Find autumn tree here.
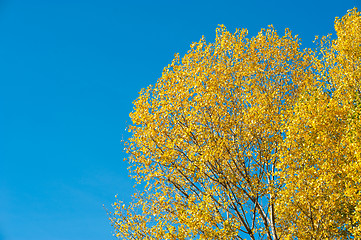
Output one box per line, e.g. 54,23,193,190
276,8,361,239
110,8,360,240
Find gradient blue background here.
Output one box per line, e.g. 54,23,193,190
0,1,359,240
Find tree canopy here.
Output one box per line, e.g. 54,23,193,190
110,8,361,240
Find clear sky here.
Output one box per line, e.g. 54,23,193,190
0,1,359,240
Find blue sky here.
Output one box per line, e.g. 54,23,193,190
0,1,359,240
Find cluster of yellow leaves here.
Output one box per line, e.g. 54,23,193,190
110,8,360,240
276,8,361,239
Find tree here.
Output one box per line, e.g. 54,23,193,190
276,8,361,239
109,8,360,240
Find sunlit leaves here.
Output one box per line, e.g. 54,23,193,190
110,8,361,240
276,8,361,240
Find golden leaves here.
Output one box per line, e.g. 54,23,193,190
276,7,361,240
110,8,361,240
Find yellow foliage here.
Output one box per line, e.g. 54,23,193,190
110,8,361,240
276,8,361,240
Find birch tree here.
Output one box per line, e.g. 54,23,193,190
110,8,360,240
